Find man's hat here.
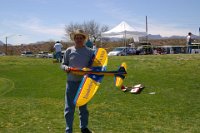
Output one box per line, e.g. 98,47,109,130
70,29,88,41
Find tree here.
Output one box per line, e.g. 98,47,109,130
65,20,109,43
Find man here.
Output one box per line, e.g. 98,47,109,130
186,32,193,54
61,29,94,133
54,41,63,62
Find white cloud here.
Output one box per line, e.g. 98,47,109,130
95,1,193,37
95,1,146,29
18,17,65,36
0,17,66,45
147,20,190,37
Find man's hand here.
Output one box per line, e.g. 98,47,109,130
65,66,71,73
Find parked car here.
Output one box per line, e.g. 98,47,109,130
47,53,53,58
136,46,153,55
0,51,5,56
108,47,136,56
127,47,136,55
21,51,35,57
36,51,49,58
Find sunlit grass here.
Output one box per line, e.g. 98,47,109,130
0,54,200,133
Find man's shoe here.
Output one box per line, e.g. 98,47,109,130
81,128,92,133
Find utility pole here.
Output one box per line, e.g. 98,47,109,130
199,27,200,37
5,35,22,55
146,16,148,44
5,36,8,55
199,27,200,50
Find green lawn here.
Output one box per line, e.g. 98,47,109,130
0,54,200,133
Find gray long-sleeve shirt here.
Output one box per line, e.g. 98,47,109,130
61,46,94,81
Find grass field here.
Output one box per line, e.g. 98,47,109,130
0,54,200,133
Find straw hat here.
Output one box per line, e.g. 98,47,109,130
70,29,88,41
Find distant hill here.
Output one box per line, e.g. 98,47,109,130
148,34,200,40
147,34,162,39
104,34,199,41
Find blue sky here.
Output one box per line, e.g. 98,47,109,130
0,0,199,45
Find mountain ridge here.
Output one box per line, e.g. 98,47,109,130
0,34,199,46
147,34,200,39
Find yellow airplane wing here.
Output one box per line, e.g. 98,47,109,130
74,48,108,106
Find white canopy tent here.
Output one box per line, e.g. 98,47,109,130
101,21,146,44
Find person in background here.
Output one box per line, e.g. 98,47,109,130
61,29,94,133
186,32,193,54
85,39,93,48
54,41,63,62
92,42,97,50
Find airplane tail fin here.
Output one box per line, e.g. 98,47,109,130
114,62,127,88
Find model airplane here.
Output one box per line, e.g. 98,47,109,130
66,48,127,106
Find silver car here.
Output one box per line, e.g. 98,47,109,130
108,47,136,56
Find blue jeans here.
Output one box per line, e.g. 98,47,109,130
64,81,89,133
187,46,192,54
56,51,62,62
